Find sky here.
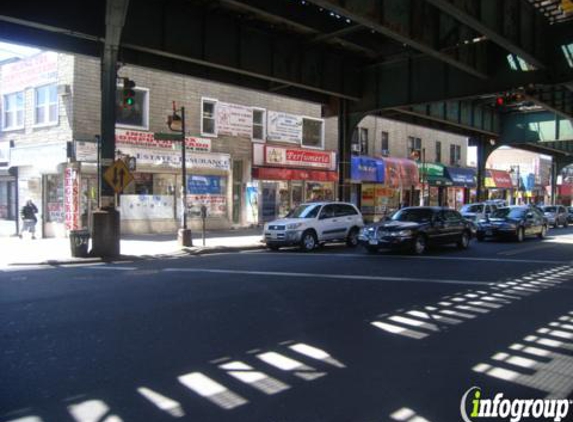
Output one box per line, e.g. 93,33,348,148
0,41,40,61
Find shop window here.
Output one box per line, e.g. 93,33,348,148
45,174,64,223
187,175,228,218
407,136,422,160
435,141,442,163
116,87,149,129
252,108,265,141
2,92,24,130
201,98,217,136
302,117,324,149
450,144,461,166
34,84,58,126
381,131,389,156
123,173,154,195
306,181,333,202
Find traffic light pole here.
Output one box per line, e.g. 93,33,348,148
178,106,192,247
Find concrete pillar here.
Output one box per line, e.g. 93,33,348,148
476,138,487,202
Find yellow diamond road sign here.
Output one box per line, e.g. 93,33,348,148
104,159,134,193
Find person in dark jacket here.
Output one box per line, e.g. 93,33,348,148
19,199,38,239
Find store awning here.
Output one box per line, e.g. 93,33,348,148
426,175,454,187
351,156,384,183
445,167,476,188
382,157,419,188
487,169,513,189
253,167,338,182
418,163,452,187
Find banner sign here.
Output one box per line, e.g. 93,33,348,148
64,167,80,230
0,52,58,93
263,145,336,170
216,102,253,138
267,111,303,143
351,156,385,182
116,130,211,152
118,147,230,171
187,175,224,195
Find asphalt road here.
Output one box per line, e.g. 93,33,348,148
1,228,573,422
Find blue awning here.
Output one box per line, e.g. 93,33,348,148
445,167,476,188
351,156,385,183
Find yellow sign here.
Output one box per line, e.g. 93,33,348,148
103,159,134,193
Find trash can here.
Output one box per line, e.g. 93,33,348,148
69,229,90,257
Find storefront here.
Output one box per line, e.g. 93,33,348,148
252,143,337,222
418,163,452,206
444,167,476,210
485,169,513,203
74,130,232,234
0,141,16,235
351,155,418,222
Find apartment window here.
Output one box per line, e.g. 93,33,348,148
450,144,461,165
201,98,217,136
381,131,389,155
435,141,442,163
359,128,368,155
302,117,324,149
252,108,265,141
34,84,58,126
115,87,149,129
407,136,422,159
2,92,24,130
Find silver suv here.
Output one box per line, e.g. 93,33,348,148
540,205,569,228
263,202,364,252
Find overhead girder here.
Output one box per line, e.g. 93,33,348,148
304,0,492,79
501,111,573,143
425,0,548,69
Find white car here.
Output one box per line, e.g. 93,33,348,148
263,202,364,252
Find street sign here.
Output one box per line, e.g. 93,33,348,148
103,159,134,193
154,132,182,141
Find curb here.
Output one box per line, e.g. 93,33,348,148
4,243,264,268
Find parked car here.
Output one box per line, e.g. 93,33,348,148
486,199,508,208
540,205,569,228
263,202,363,252
460,202,497,225
358,207,472,255
568,207,573,223
476,205,548,242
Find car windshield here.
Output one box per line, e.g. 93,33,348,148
542,206,557,213
491,207,526,219
461,204,483,213
391,208,434,223
286,204,322,219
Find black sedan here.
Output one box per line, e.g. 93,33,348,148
358,207,473,255
475,205,548,242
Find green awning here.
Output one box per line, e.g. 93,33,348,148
418,162,446,177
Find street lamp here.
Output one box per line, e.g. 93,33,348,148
167,102,192,246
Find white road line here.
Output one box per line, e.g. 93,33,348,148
163,268,491,286
254,252,572,265
86,266,138,271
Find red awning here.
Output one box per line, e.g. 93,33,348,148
559,183,573,197
487,169,513,189
380,157,419,188
253,167,338,182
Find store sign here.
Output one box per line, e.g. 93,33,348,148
64,167,80,230
118,146,230,171
351,156,384,182
418,163,445,177
116,130,212,152
10,143,67,172
267,111,303,143
187,175,224,195
264,145,336,170
75,141,98,162
216,102,253,138
187,194,227,217
0,52,58,93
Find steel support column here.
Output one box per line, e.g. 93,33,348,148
337,100,363,202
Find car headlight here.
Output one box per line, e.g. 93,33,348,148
396,229,413,237
286,222,303,230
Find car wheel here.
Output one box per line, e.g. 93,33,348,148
476,233,485,242
300,230,317,252
457,231,470,249
538,225,547,239
412,234,427,255
346,227,359,248
268,245,280,251
516,227,525,242
563,220,568,228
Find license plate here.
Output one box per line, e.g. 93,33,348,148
369,239,378,245
486,230,492,236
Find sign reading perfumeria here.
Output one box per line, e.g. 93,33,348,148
461,387,570,422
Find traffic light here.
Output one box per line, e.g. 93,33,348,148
494,91,524,109
122,78,136,107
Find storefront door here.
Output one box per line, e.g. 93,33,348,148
232,161,243,224
262,182,278,222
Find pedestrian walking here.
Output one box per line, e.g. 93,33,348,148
20,199,38,239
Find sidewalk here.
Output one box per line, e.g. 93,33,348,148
0,227,264,267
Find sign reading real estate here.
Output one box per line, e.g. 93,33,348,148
216,102,253,138
1,52,59,93
267,111,303,143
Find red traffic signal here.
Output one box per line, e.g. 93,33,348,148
495,96,505,106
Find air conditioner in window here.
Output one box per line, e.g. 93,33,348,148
381,149,390,156
351,144,361,153
57,84,71,96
